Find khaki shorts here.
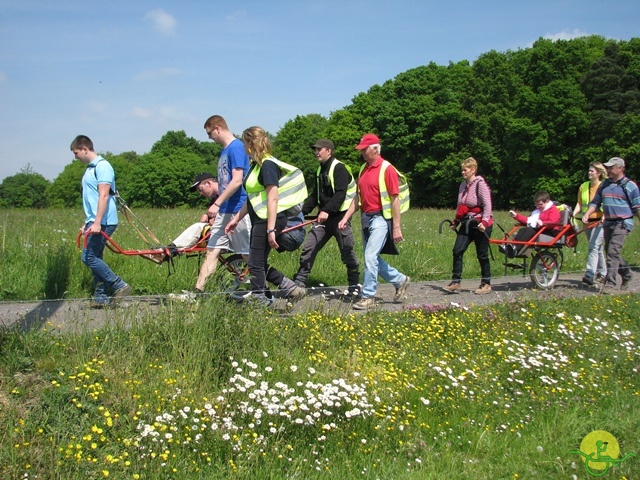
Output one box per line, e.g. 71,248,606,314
206,213,251,254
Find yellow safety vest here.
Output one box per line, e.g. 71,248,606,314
359,160,410,219
245,156,308,220
317,159,357,212
579,180,603,220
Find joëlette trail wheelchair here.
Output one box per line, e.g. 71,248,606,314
441,206,597,289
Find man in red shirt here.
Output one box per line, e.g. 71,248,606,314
339,134,410,310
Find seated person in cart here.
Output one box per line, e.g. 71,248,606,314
505,191,560,257
142,174,220,264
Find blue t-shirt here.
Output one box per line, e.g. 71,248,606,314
82,156,118,225
218,138,250,214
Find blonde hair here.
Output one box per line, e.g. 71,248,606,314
241,126,272,163
461,157,478,171
589,161,606,180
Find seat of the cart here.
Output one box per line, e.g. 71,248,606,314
489,205,579,289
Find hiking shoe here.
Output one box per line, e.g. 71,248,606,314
286,286,306,301
352,297,376,310
244,292,275,308
279,277,306,300
595,274,606,284
394,276,410,302
112,284,131,303
474,283,492,295
443,282,461,294
621,277,632,291
581,276,595,286
88,299,112,309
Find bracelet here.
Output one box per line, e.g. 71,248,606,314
213,203,220,208
266,229,276,234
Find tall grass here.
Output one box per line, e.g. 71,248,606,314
1,291,639,479
1,208,639,301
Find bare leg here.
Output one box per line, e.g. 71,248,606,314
195,248,222,291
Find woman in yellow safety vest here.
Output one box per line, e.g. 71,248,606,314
225,126,307,306
572,161,607,286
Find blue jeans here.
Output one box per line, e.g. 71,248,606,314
584,223,606,280
82,223,126,303
361,214,406,298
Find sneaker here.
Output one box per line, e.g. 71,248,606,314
246,293,275,308
443,282,461,294
112,284,131,303
352,297,376,310
168,289,203,303
88,299,112,309
474,283,492,295
347,285,361,296
581,276,595,286
621,277,632,291
394,276,410,302
595,274,606,284
279,278,306,300
286,286,306,301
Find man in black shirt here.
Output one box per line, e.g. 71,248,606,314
293,139,360,293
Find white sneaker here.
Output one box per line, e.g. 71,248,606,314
168,290,198,303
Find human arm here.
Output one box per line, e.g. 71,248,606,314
207,167,244,218
477,179,492,233
225,202,248,234
265,184,279,249
510,210,529,225
87,183,111,234
390,193,403,242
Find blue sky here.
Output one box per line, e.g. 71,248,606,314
0,0,638,182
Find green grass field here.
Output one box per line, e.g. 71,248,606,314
2,207,639,301
1,208,639,479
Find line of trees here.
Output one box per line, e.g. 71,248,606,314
2,35,639,210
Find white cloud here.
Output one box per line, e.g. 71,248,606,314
145,8,177,35
544,29,589,42
131,107,152,118
133,67,180,82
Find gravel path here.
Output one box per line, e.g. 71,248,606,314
2,270,637,335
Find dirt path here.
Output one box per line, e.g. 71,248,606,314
2,271,637,335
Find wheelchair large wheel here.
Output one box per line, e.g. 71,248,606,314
529,251,559,289
218,253,251,293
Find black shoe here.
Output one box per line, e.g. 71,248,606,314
581,276,594,286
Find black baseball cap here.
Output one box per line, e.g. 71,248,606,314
189,172,216,191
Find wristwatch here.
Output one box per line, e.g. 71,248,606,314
266,229,276,234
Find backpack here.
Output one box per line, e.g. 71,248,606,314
276,210,306,253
